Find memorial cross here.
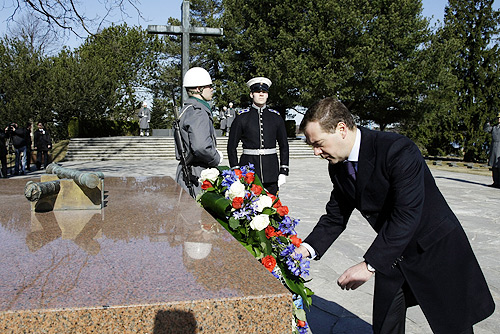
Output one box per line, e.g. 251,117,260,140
147,0,223,105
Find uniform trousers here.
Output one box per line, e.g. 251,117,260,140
262,182,278,196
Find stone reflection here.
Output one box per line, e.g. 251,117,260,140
28,210,103,255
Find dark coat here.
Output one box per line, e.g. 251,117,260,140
0,131,6,156
34,129,52,151
227,105,289,183
304,127,494,334
12,128,27,149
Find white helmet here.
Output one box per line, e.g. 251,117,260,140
183,67,212,87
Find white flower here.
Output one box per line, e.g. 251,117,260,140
250,214,270,231
226,180,246,200
199,168,220,183
254,195,273,212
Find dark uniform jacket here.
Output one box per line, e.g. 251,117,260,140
175,97,220,196
227,105,289,183
304,127,494,334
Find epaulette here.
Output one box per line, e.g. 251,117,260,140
237,108,250,115
268,109,280,116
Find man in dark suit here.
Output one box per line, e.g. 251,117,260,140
295,97,494,334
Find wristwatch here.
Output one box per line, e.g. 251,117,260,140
365,262,376,273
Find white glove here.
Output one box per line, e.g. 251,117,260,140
278,174,286,187
217,149,224,165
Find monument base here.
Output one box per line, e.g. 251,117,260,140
0,177,292,333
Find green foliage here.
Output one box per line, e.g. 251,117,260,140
403,0,500,161
68,119,139,138
68,117,80,138
285,120,297,138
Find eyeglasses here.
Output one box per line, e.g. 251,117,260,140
202,85,213,90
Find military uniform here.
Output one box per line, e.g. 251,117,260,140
484,116,500,187
227,104,289,194
175,97,221,196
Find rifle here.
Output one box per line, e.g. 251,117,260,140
173,106,196,197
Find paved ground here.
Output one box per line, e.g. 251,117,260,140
8,157,499,333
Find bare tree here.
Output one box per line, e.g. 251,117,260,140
6,12,60,54
3,0,144,38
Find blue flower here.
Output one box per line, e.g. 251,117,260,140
280,244,295,257
240,163,255,175
299,259,311,277
221,169,239,188
279,216,298,235
293,296,303,310
297,323,309,334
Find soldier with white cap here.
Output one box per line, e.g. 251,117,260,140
175,67,223,196
227,76,289,195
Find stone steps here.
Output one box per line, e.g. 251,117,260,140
64,136,313,161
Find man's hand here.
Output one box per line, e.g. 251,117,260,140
337,262,374,291
293,245,311,259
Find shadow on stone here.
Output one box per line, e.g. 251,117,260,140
306,295,372,334
434,176,488,187
153,310,197,334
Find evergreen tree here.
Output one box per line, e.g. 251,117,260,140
442,0,500,161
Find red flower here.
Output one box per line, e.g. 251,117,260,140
273,199,282,208
261,255,277,272
244,172,255,184
201,180,213,190
297,320,306,327
290,234,302,247
251,184,263,196
277,205,289,216
232,197,244,209
265,225,277,239
234,169,242,179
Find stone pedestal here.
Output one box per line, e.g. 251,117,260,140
0,177,291,333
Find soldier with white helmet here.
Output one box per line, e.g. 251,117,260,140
174,67,223,196
227,76,289,195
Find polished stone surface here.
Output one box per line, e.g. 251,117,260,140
0,177,291,333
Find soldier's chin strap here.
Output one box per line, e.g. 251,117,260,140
198,87,211,102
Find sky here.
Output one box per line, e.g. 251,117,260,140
1,0,495,50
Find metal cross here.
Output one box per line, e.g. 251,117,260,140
147,0,223,105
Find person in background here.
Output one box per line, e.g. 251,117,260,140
295,97,495,334
483,112,500,188
138,101,151,136
225,102,236,135
25,123,32,172
175,67,223,197
0,126,7,178
34,122,52,170
227,76,289,195
10,123,27,175
219,106,227,136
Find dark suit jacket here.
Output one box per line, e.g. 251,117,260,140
304,127,494,334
